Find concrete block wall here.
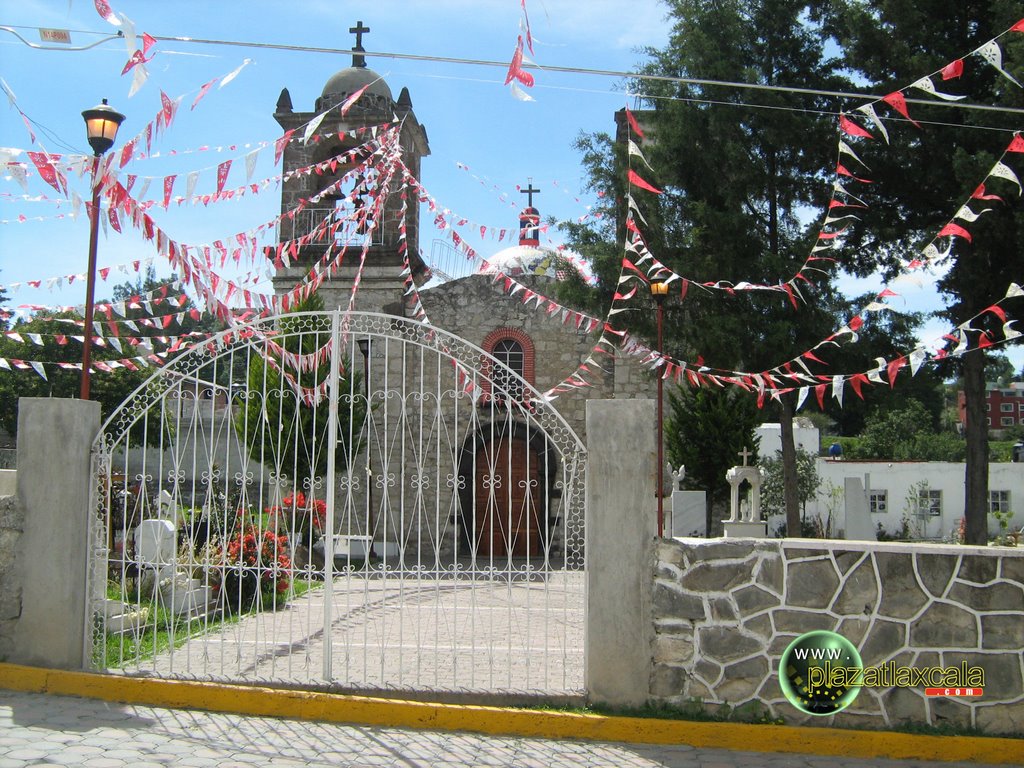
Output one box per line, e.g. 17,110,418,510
0,476,22,661
651,537,1024,735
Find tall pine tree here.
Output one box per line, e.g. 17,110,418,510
818,1,1024,543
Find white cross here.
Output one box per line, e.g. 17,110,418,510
738,447,751,466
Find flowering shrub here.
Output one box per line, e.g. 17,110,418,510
267,491,326,539
222,524,291,610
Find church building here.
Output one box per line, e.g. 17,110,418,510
267,27,656,560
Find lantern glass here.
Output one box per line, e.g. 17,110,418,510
82,99,125,156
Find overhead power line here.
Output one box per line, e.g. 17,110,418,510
4,23,1024,118
146,33,1024,118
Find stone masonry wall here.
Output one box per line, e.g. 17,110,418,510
0,491,23,661
651,537,1024,735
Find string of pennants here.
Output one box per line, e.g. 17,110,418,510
392,16,1024,405
4,10,1024,408
583,18,1024,409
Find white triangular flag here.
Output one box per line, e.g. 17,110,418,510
976,41,1022,87
303,111,328,145
909,348,927,376
219,59,252,89
990,162,1022,195
857,103,889,144
796,386,809,411
911,75,965,100
509,82,534,102
832,375,844,405
627,139,655,171
244,149,259,182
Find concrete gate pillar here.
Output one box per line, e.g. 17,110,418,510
11,398,100,669
585,399,656,707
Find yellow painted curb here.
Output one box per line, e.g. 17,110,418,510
1,663,1021,765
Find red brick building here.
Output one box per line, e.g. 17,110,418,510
958,382,1024,436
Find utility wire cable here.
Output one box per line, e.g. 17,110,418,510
4,23,1023,117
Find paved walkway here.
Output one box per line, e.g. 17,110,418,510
0,690,1012,768
125,569,584,694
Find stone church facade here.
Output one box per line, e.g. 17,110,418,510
268,46,655,560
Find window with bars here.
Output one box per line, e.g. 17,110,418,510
492,339,525,400
989,490,1011,515
869,490,888,514
917,489,942,517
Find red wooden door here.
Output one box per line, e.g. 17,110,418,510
474,437,542,557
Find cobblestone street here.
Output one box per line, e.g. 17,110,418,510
1,690,1016,768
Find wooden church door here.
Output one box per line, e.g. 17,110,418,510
474,437,542,557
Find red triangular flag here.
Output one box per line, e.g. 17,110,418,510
941,59,964,81
938,222,972,242
839,114,873,139
881,91,920,128
625,108,645,139
627,169,662,194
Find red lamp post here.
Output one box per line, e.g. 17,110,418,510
650,280,670,537
80,99,125,400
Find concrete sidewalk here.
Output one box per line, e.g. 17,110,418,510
0,690,1017,768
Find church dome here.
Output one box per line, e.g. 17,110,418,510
317,67,393,111
478,244,582,281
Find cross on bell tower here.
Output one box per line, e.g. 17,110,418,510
520,181,540,207
271,22,431,315
350,20,370,68
518,178,541,247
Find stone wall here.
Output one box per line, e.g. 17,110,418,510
0,483,22,661
419,273,657,441
651,537,1024,735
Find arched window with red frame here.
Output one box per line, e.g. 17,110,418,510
481,328,535,403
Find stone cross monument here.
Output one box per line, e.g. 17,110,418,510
723,447,768,538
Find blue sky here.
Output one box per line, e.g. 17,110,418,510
0,0,669,311
1,1,1021,376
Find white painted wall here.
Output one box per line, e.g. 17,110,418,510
769,459,1024,541
756,421,820,457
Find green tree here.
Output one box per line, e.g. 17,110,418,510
0,311,151,437
235,294,365,485
761,448,821,519
817,296,946,435
817,2,1024,545
563,0,863,537
666,384,762,535
848,399,966,461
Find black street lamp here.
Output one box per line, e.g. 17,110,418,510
650,280,670,537
80,98,125,400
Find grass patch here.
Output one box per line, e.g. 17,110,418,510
97,577,322,670
528,699,1019,738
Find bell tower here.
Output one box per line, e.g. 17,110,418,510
271,21,430,313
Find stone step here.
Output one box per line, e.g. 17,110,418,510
0,468,16,496
102,599,149,635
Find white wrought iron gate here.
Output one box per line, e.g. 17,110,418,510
88,311,586,695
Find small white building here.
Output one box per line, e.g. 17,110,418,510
756,423,1024,541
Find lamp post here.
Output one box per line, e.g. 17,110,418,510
650,280,670,537
80,98,125,400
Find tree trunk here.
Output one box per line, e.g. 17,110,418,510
963,351,989,545
779,394,801,538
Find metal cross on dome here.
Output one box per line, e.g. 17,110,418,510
350,20,370,68
520,180,541,208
